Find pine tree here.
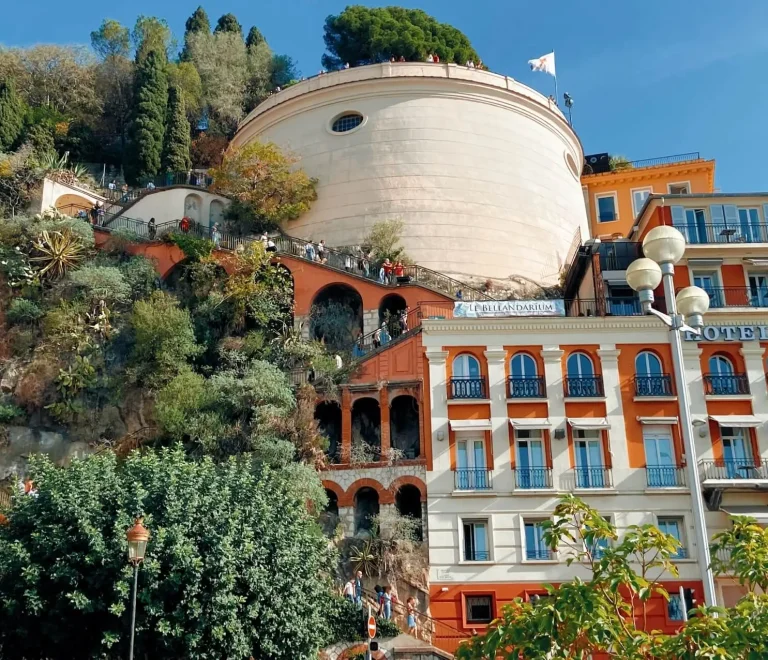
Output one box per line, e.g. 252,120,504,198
245,26,265,50
214,13,242,36
181,6,210,61
0,79,25,151
130,49,168,182
162,86,191,173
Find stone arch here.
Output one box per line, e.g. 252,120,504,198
54,193,96,214
310,282,364,352
354,487,380,535
346,477,392,505
315,401,342,463
390,395,420,459
351,397,381,461
379,293,407,332
322,479,347,504
320,484,341,535
209,199,225,226
184,193,204,226
390,476,427,502
395,484,423,541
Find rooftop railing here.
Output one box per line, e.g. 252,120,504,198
699,459,768,481
678,223,768,245
627,152,701,169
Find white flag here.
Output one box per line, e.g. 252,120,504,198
528,52,556,77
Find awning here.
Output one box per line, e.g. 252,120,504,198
709,415,762,428
450,419,492,431
567,418,610,431
720,505,768,523
509,418,552,429
637,416,678,425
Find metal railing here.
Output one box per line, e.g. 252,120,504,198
703,373,750,395
101,171,212,205
513,467,553,489
526,547,553,561
564,375,604,397
634,374,674,397
463,549,491,561
352,307,423,358
508,376,546,398
450,377,487,399
646,466,687,488
565,297,660,317
694,287,768,308
699,458,768,481
454,469,493,491
599,242,641,271
677,223,768,245
574,466,613,489
628,152,701,169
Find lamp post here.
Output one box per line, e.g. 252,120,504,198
626,225,716,607
126,518,150,660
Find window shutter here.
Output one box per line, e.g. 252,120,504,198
710,205,725,229
670,206,686,229
762,205,768,227
723,204,739,228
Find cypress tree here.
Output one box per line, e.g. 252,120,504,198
0,79,25,151
181,6,210,61
130,49,168,182
162,86,191,173
245,26,265,50
214,13,242,36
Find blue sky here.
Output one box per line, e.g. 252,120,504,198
2,0,767,191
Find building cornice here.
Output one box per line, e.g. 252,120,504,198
422,316,662,334
581,160,714,187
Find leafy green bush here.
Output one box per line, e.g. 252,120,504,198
375,616,401,638
166,232,214,261
68,265,131,305
5,298,43,325
0,401,23,422
118,256,158,300
10,328,36,356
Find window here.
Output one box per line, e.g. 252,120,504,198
509,353,543,397
331,113,363,133
456,438,489,490
671,207,707,243
453,354,481,379
748,274,768,307
587,516,611,558
574,429,606,488
692,271,722,307
635,351,662,376
709,355,734,376
567,352,594,378
524,519,551,560
510,353,537,378
631,188,652,217
644,426,679,487
668,183,690,195
516,429,549,489
463,520,490,561
668,593,684,621
635,351,670,396
657,517,687,558
596,194,617,222
738,208,762,242
452,354,484,398
566,352,601,397
465,595,493,624
720,427,754,479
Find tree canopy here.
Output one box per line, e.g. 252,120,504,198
0,79,25,151
161,85,191,172
321,5,480,69
129,48,167,181
214,13,243,36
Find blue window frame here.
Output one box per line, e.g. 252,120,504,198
524,520,551,560
597,195,617,222
657,517,687,558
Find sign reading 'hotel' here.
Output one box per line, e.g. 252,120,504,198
454,300,566,318
684,325,768,342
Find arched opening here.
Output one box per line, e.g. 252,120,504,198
354,487,380,535
395,484,423,541
209,199,225,228
315,401,342,463
390,395,420,459
184,193,204,227
379,293,407,338
320,488,339,536
309,283,363,353
55,193,97,216
351,398,381,462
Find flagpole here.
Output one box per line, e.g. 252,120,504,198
553,49,558,104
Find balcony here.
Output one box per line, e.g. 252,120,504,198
565,297,659,317
696,287,768,309
703,373,750,396
526,547,553,561
564,376,604,398
513,467,553,490
574,466,613,489
508,376,546,398
699,459,768,482
450,377,487,399
679,223,768,245
464,548,491,561
598,242,641,271
454,468,493,491
634,374,674,397
646,466,687,488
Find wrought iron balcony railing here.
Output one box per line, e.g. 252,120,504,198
526,547,553,561
634,374,674,397
463,549,491,561
678,223,768,245
703,373,750,395
450,377,487,399
699,459,768,481
454,469,493,491
574,466,613,489
508,376,546,398
513,467,553,489
646,466,686,488
564,376,604,398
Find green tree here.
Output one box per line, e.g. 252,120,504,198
0,447,332,660
90,19,131,60
270,53,299,88
0,144,43,217
132,16,175,64
180,6,211,61
129,49,167,182
363,218,409,263
246,26,265,50
321,6,480,69
0,79,25,150
166,61,202,119
214,13,243,36
161,85,191,173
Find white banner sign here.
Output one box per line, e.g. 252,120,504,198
684,325,768,342
454,300,565,318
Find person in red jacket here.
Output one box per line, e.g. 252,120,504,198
382,258,393,284
394,261,405,281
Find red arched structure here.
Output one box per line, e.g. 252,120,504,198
390,475,427,502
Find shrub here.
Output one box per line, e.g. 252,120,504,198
166,232,214,261
118,256,158,300
10,328,36,356
0,401,23,422
68,265,131,305
5,298,43,325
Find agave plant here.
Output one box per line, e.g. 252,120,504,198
39,151,90,184
29,229,87,281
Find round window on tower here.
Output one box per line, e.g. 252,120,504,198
564,151,580,181
330,112,365,134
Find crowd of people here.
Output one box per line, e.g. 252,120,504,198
342,571,419,636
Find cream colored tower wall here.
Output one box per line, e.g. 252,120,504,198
232,63,587,284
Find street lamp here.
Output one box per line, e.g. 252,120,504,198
626,225,716,608
126,518,150,660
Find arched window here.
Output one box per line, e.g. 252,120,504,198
510,353,537,378
709,355,734,376
635,351,662,377
567,352,594,378
453,354,481,379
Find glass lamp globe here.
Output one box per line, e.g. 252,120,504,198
676,286,710,318
642,225,686,265
626,258,663,292
126,518,150,564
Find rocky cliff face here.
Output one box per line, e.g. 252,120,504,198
0,426,91,481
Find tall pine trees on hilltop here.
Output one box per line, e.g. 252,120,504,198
130,49,168,182
162,85,191,172
0,79,25,151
